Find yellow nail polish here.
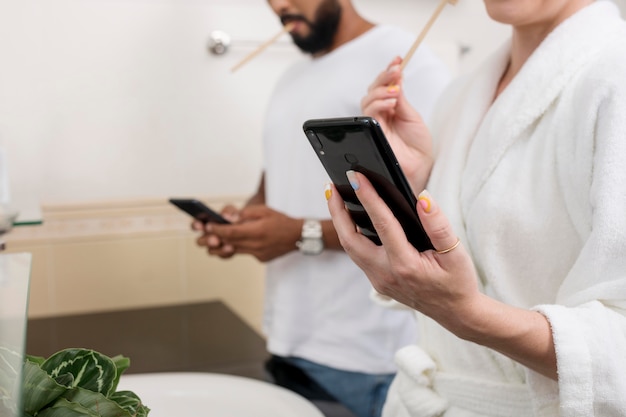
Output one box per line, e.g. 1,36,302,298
418,191,432,213
387,84,399,93
324,183,332,201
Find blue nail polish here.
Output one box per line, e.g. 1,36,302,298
346,170,360,190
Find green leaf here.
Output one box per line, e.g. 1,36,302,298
62,386,133,417
36,397,99,417
109,355,130,393
21,348,149,416
55,372,75,387
24,354,46,366
40,349,117,396
110,390,150,417
21,360,68,415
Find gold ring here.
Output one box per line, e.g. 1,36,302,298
435,238,461,254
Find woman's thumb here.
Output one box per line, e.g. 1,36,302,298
416,190,461,255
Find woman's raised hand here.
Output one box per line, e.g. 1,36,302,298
361,57,434,192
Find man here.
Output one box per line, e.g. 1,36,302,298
194,1,451,416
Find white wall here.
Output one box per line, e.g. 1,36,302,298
0,0,622,211
0,0,298,211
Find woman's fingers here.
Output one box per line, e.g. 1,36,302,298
366,57,403,93
326,182,362,250
326,182,385,256
362,64,403,113
343,171,416,261
416,190,461,257
334,172,461,260
361,95,398,120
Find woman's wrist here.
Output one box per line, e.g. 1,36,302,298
443,293,557,379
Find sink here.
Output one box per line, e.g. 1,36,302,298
117,372,324,417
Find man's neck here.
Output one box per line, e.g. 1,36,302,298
314,13,375,57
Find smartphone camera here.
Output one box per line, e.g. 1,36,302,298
306,130,324,153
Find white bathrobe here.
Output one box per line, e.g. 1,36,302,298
382,2,626,416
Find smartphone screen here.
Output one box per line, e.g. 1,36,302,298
169,198,231,224
303,116,433,251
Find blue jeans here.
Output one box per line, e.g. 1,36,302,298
277,356,394,417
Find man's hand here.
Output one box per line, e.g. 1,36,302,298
200,204,303,263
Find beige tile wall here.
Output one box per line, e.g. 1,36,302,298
5,197,266,334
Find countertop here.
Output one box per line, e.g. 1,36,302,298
26,301,269,380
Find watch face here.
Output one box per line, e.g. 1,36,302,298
300,238,324,255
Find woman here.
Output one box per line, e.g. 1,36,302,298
326,0,626,415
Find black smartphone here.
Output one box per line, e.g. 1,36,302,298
303,116,433,251
169,198,231,224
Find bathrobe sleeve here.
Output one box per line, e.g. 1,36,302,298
530,57,626,416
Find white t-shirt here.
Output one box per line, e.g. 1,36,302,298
262,25,451,374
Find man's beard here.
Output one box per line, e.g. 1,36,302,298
282,0,342,54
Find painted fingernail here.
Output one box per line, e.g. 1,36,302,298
385,98,398,106
324,183,332,201
387,84,399,93
346,170,360,191
418,190,433,213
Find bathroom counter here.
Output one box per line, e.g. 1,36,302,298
26,301,269,380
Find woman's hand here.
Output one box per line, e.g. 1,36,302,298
328,170,480,327
326,173,557,379
361,57,434,192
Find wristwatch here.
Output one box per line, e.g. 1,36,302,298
296,219,324,255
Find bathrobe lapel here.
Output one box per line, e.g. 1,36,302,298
460,3,622,209
429,41,508,246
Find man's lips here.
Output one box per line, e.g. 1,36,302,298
286,21,304,32
281,15,307,30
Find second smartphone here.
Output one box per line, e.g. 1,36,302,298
303,116,433,252
169,198,231,224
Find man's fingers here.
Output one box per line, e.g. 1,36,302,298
191,220,204,232
210,223,243,242
208,244,236,259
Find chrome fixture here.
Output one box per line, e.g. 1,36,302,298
208,30,231,55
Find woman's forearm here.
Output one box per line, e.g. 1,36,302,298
449,293,557,380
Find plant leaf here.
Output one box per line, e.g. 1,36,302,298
24,354,46,366
36,397,99,417
63,386,133,417
21,360,68,414
55,372,75,387
40,349,117,396
22,348,149,416
110,390,150,417
109,355,130,393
